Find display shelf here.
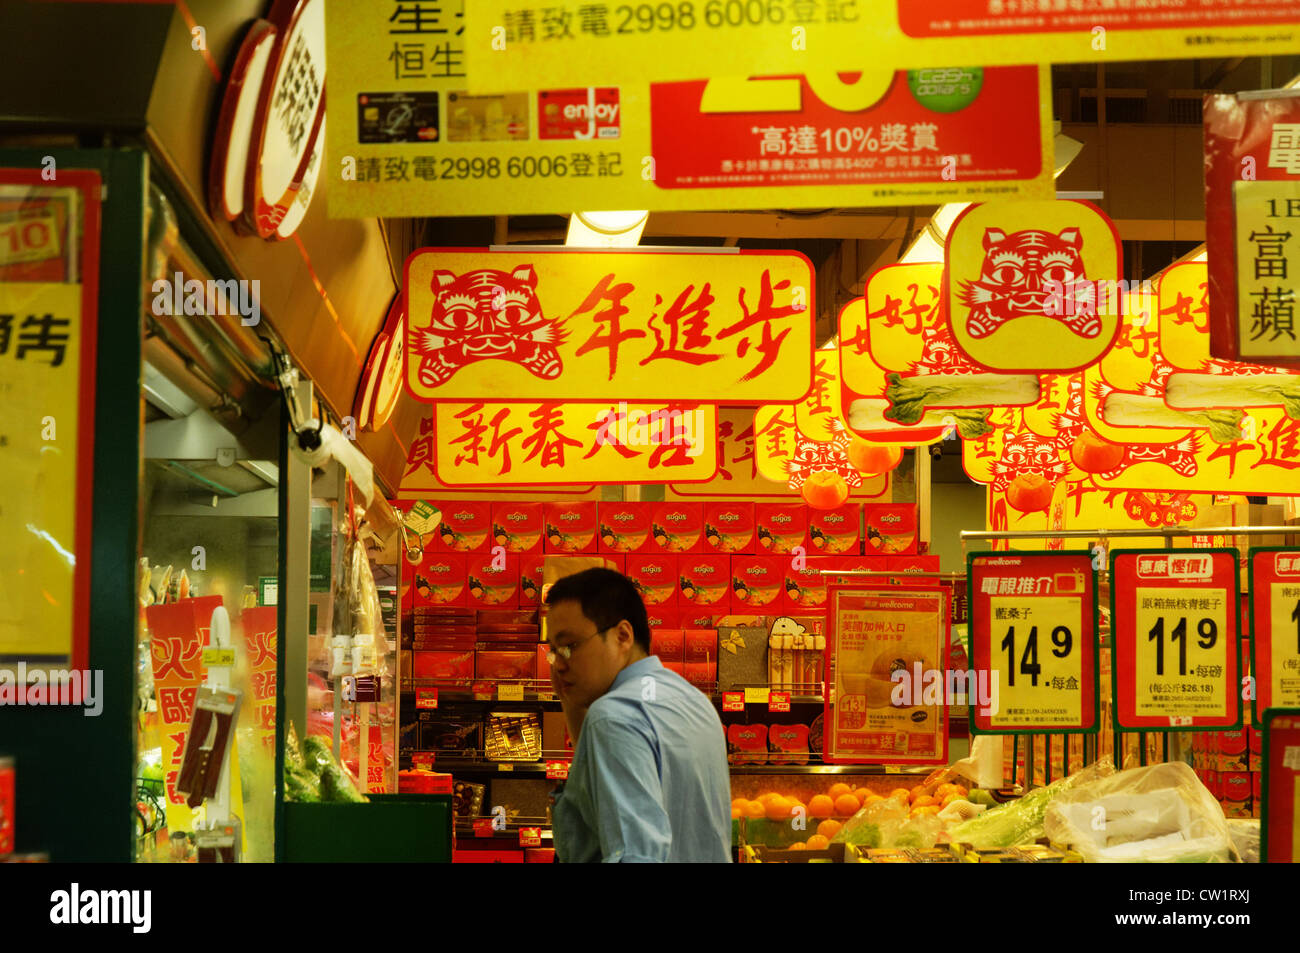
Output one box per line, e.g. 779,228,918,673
727,763,937,775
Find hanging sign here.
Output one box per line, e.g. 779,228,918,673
1261,708,1300,863
1205,91,1300,367
968,551,1098,734
824,585,949,765
1250,549,1300,723
0,169,100,694
354,293,407,433
327,0,1055,217
432,401,717,485
944,200,1123,373
240,606,278,750
1111,550,1241,731
404,249,814,404
463,1,1300,91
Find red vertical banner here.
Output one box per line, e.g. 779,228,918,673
1262,710,1300,864
240,606,278,749
1111,551,1241,731
1251,549,1300,725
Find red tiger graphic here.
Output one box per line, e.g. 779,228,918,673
960,227,1100,339
413,265,567,388
784,420,861,490
988,430,1071,493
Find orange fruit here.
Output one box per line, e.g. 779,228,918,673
731,797,749,811
756,792,779,806
912,805,942,816
865,794,887,804
787,842,807,851
817,819,843,839
833,794,862,817
889,788,911,802
934,783,961,799
1007,472,1054,513
828,782,853,800
801,471,850,510
941,793,965,808
912,795,938,808
805,834,831,850
731,803,746,819
808,794,835,819
765,796,794,821
744,800,767,819
847,439,903,476
852,787,873,804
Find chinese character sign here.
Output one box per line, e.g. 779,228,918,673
1110,550,1241,731
431,400,718,485
1250,549,1300,721
404,249,815,403
1205,93,1300,366
944,200,1124,373
240,606,279,749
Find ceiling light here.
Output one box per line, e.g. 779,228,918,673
565,210,648,247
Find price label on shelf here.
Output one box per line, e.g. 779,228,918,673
473,681,494,701
519,827,542,848
545,761,570,780
743,687,770,705
722,691,744,712
1113,550,1240,730
768,691,791,713
201,648,236,667
1250,549,1300,721
412,752,435,769
498,683,525,702
472,818,495,838
497,763,515,772
415,689,439,709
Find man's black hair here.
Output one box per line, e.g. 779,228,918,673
545,567,651,655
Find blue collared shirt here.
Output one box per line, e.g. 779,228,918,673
552,655,732,863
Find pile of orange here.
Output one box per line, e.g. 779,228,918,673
733,779,974,842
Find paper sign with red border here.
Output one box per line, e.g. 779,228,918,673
518,827,543,847
968,551,1099,735
1261,708,1300,863
545,761,570,780
416,689,439,710
1111,549,1241,731
1250,549,1300,726
768,690,791,713
722,691,744,712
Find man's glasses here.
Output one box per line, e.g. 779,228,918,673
545,626,612,665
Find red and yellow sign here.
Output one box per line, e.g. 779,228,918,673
1111,550,1240,731
1261,710,1300,863
430,401,717,486
240,606,278,750
1205,92,1300,367
969,552,1097,733
1250,549,1300,720
824,585,949,765
405,249,814,404
944,200,1123,373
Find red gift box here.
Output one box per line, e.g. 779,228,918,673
626,554,679,606
684,661,716,691
888,555,941,586
475,649,537,681
677,554,731,608
465,554,520,607
784,556,833,611
435,502,492,553
411,554,468,607
863,504,919,555
491,502,544,554
731,555,784,611
704,502,755,554
598,502,656,553
643,605,677,631
651,629,685,662
807,503,861,555
756,503,809,555
649,502,704,554
543,502,598,553
412,649,474,682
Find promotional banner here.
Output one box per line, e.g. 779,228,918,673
327,0,1055,216
240,606,279,750
1205,92,1300,367
839,262,1035,442
1250,549,1300,724
968,551,1098,734
755,404,894,504
404,249,814,404
1110,550,1241,731
1261,708,1300,863
431,400,718,485
824,585,949,765
943,200,1124,373
464,1,1300,90
0,171,100,690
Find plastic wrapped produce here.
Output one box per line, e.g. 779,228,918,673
948,760,1114,848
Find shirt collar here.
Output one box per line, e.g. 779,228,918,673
610,654,662,693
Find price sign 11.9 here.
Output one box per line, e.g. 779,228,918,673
1134,590,1229,721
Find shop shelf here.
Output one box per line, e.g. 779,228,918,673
282,793,453,862
726,763,937,775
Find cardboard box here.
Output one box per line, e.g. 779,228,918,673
643,606,677,631
475,649,538,681
863,504,919,555
543,502,598,553
808,503,860,555
684,628,718,663
411,650,475,682
727,724,768,764
435,501,492,553
491,502,544,554
519,554,545,606
769,723,810,765
756,503,809,555
684,661,716,691
704,502,755,554
888,554,941,586
717,625,768,692
626,554,679,606
678,554,731,608
731,555,784,611
649,502,704,554
662,660,686,677
466,554,520,607
784,556,833,611
598,502,656,553
1221,771,1252,818
411,554,469,607
651,629,685,662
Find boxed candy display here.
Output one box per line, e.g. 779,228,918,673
704,502,755,554
411,555,469,607
727,724,768,764
650,502,704,554
731,556,784,611
491,502,543,554
755,503,809,555
768,724,810,765
435,502,492,553
627,554,679,606
650,629,685,663
543,503,599,553
466,554,520,606
598,502,656,553
475,649,537,681
863,504,918,555
411,649,474,683
678,554,731,607
807,504,860,555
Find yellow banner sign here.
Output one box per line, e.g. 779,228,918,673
464,1,1300,90
405,249,814,403
326,3,1055,215
431,401,718,485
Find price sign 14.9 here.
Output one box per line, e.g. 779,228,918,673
991,596,1083,729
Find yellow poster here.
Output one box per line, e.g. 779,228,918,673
327,3,1055,216
1233,181,1300,362
405,249,814,403
432,401,718,485
464,1,1300,91
987,595,1083,729
0,282,83,666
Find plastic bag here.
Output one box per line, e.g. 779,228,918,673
947,760,1114,848
1043,762,1235,863
1226,819,1260,864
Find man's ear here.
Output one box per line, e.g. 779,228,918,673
617,620,637,651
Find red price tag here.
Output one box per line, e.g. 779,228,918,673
722,691,744,712
473,818,495,838
416,689,438,709
768,691,791,713
545,761,570,780
519,827,542,848
472,680,494,700
412,752,435,769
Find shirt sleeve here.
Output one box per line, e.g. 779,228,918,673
581,712,672,863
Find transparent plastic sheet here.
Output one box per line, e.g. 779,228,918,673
1225,819,1260,864
946,759,1116,848
1043,762,1237,863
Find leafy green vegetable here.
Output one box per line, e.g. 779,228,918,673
948,763,1111,848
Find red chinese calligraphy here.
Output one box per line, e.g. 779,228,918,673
158,686,197,725
251,669,277,701
1251,415,1300,471
153,636,203,682
521,404,583,468
804,356,835,417
451,402,523,475
405,415,436,476
247,629,277,667
719,269,801,382
573,272,643,380
640,284,721,366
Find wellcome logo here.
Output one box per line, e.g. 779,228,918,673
50,884,151,933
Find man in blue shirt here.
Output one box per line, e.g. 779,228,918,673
545,567,732,863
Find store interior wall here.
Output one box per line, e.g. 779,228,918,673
931,483,987,574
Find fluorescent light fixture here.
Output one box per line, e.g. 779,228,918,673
1054,132,1084,178
565,210,648,247
898,228,945,265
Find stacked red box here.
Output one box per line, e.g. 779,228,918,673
411,554,470,607
888,554,941,586
518,554,545,607
863,504,919,555
677,554,731,608
543,502,599,553
491,502,544,554
626,554,679,607
703,502,755,554
755,502,809,555
643,605,677,631
649,502,705,554
1248,725,1263,772
465,553,520,607
598,502,656,553
679,606,719,629
650,629,685,663
807,504,860,555
731,555,784,612
1220,771,1252,818
435,502,492,553
784,556,834,612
